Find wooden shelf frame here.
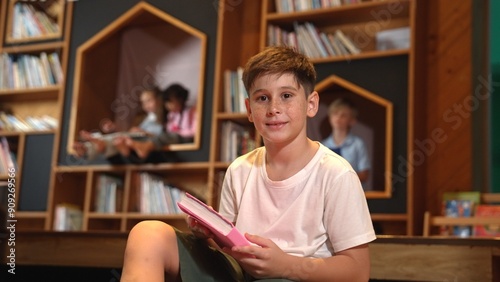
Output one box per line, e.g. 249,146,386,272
0,0,74,231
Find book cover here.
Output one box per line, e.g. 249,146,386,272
440,191,481,237
177,192,251,248
473,205,500,237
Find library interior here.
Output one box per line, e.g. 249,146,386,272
0,0,499,281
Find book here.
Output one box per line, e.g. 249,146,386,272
376,26,410,51
440,191,481,237
53,203,83,231
473,205,500,237
177,192,251,248
334,29,360,55
95,174,123,213
86,131,147,141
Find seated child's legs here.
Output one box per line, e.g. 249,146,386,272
113,136,131,157
73,130,108,160
121,220,181,282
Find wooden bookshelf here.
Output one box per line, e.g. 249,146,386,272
0,0,73,230
38,2,209,233
210,0,419,235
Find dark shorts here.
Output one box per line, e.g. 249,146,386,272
175,230,294,282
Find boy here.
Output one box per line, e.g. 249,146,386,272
321,98,371,183
121,46,376,282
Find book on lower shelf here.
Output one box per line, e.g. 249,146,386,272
53,203,83,231
94,174,124,213
177,192,251,248
137,172,183,214
473,205,500,237
440,191,481,237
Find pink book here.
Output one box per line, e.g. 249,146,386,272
177,192,251,248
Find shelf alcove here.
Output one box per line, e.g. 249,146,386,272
68,1,207,155
307,75,393,198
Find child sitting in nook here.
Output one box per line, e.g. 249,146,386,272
117,83,197,160
120,46,375,282
72,87,163,163
321,97,371,184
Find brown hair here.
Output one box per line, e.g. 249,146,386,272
242,46,316,96
328,97,358,118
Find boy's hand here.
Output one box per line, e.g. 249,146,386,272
186,215,212,239
223,233,291,279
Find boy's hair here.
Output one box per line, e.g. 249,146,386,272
328,97,358,118
242,46,316,96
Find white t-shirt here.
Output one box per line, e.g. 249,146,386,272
218,142,376,257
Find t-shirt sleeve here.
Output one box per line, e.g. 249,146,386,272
323,170,376,252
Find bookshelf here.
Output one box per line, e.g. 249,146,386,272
210,0,419,235
44,2,208,233
0,0,73,230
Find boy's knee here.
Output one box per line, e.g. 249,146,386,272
128,220,174,241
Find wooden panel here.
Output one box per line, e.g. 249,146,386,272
370,242,496,281
411,0,474,234
13,232,127,268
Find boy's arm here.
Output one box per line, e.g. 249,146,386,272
230,234,370,282
282,244,370,282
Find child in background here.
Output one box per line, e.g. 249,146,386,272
120,46,375,282
321,97,371,183
72,87,163,162
120,83,197,160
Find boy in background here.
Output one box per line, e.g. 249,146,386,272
120,46,375,282
321,97,371,183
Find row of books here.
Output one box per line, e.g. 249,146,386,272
441,191,500,237
0,112,58,132
53,203,83,231
10,2,60,39
268,22,360,59
94,174,124,213
0,137,17,175
223,67,247,113
138,172,183,215
0,51,63,90
275,0,366,13
220,121,257,162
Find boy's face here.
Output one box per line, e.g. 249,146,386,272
329,106,356,131
245,73,318,145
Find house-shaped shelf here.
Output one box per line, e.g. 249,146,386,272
68,2,207,154
308,75,393,198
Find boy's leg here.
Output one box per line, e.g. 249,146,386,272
121,220,180,282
